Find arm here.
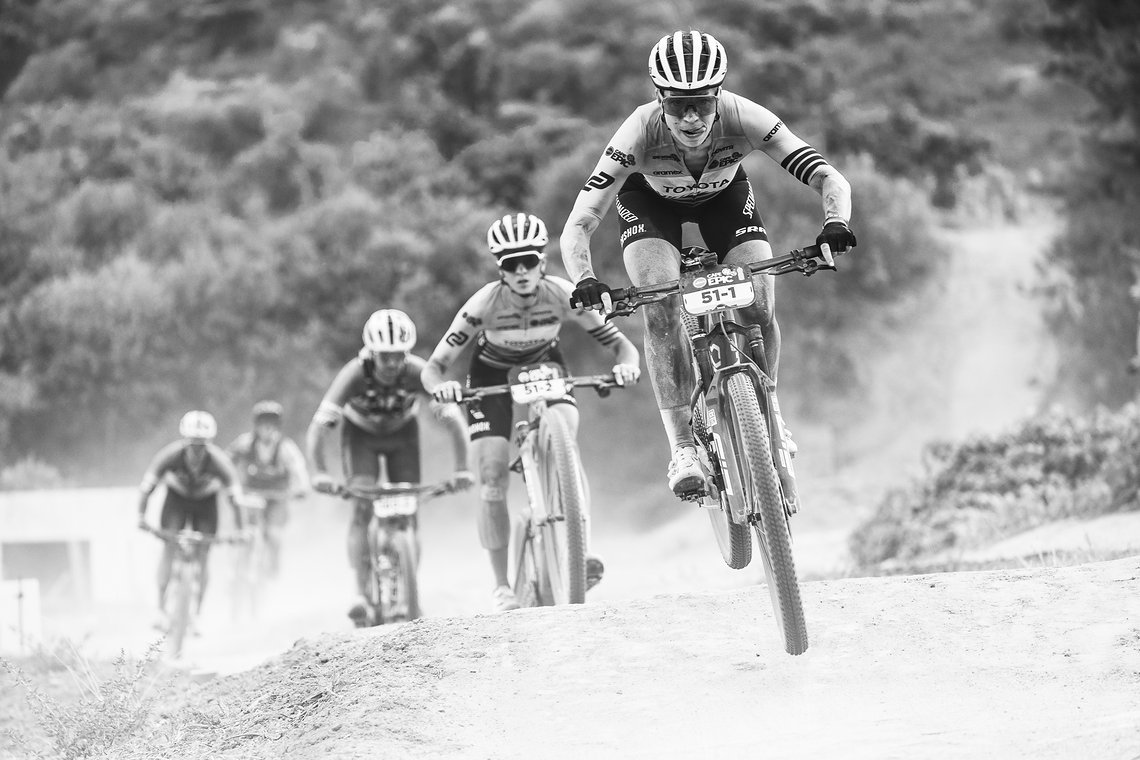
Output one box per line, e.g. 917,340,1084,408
208,444,247,529
560,114,643,284
738,96,853,226
279,437,311,495
305,359,359,490
421,290,488,400
137,444,176,525
565,283,642,384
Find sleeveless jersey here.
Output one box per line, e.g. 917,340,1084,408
140,440,237,500
313,353,427,435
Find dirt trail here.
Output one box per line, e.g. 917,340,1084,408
170,557,1140,760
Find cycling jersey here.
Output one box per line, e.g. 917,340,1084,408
140,441,238,500
312,353,429,436
575,90,830,214
434,276,624,371
225,432,308,492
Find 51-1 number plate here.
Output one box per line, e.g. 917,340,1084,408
681,266,756,315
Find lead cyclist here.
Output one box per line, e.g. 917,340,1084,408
561,29,857,497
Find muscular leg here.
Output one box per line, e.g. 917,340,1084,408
724,239,780,381
157,543,174,610
195,544,211,613
472,436,512,587
623,238,694,449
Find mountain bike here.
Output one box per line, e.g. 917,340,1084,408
228,490,285,621
143,525,244,658
334,479,458,626
458,364,623,607
588,243,837,655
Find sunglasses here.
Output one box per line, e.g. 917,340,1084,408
660,95,719,119
498,253,544,271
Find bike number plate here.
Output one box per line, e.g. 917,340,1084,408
508,363,570,404
373,495,417,519
681,266,755,315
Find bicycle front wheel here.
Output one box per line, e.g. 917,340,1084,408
724,373,809,655
694,399,752,569
510,517,543,608
537,410,587,605
373,533,419,624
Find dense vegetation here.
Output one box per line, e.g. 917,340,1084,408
0,0,1093,492
849,404,1140,567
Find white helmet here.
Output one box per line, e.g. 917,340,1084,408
487,213,549,257
648,30,728,91
362,309,417,353
179,410,217,441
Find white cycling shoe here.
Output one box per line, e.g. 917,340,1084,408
492,585,520,612
668,446,706,496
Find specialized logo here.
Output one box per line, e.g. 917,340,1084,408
616,201,639,223
619,224,645,245
583,171,615,191
743,186,756,218
762,121,783,142
735,225,767,237
461,310,482,327
652,170,682,176
709,152,743,169
604,146,636,168
712,144,734,155
651,153,681,161
662,179,730,195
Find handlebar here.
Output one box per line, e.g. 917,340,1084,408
570,244,841,317
331,480,460,501
142,524,246,545
457,373,624,403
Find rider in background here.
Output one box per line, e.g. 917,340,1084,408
137,410,250,631
422,212,641,613
561,29,857,496
306,309,474,626
225,400,310,578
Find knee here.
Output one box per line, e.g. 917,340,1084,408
643,303,681,339
478,461,509,503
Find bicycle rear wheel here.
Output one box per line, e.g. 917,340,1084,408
510,517,543,607
537,410,587,605
167,561,195,658
376,531,419,623
724,373,809,655
694,399,752,569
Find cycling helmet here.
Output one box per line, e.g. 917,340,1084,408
252,399,284,425
362,309,417,353
179,410,217,441
648,30,728,91
487,213,549,257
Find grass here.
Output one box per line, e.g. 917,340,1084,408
1,638,167,759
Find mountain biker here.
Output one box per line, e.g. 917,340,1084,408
137,410,250,631
422,212,642,612
225,400,311,578
560,29,857,496
306,308,475,626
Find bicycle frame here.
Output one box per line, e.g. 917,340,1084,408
460,365,621,606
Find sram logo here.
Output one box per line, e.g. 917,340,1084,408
735,225,766,236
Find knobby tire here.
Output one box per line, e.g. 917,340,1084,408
382,530,420,622
538,411,587,604
511,518,542,607
724,373,809,655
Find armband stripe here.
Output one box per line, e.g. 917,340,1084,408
587,323,622,346
781,147,828,185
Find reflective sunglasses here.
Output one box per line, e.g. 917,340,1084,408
498,253,544,271
660,95,719,119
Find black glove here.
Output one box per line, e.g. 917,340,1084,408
570,277,611,310
816,221,857,253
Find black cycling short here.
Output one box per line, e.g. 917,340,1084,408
465,347,576,440
160,489,219,535
340,419,421,484
616,167,768,260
